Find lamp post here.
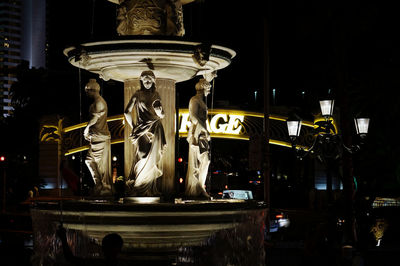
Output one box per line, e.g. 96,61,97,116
286,98,369,246
287,99,369,155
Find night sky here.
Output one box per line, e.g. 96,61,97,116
47,1,400,111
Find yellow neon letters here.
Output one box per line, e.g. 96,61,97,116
179,112,244,135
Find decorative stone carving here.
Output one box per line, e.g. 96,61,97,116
83,79,112,196
185,78,212,198
110,0,185,36
192,43,211,67
124,70,167,196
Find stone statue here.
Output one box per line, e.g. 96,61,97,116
185,78,212,198
124,70,167,196
109,0,185,36
83,79,112,196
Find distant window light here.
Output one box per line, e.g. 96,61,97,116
315,184,326,190
42,183,56,189
272,88,276,104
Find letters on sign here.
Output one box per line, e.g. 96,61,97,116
179,112,244,135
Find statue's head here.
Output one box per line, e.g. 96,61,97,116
85,79,100,97
140,70,156,90
195,78,211,96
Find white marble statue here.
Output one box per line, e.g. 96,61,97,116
83,79,112,196
185,78,212,198
124,70,167,196
109,0,185,36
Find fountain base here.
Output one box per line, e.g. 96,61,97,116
30,198,266,265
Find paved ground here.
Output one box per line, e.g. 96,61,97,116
265,208,400,266
2,206,400,265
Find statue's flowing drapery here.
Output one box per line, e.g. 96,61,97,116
127,90,166,196
86,137,112,191
185,95,210,197
85,89,112,195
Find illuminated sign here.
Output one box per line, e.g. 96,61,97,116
55,109,315,156
179,111,244,136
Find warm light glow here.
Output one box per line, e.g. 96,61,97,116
179,178,183,183
179,111,244,135
112,156,118,161
64,114,123,132
0,156,5,162
179,113,191,133
178,157,183,163
210,114,228,133
124,197,160,204
61,109,316,156
40,125,61,142
313,117,338,134
354,118,370,135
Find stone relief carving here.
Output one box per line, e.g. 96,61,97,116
192,43,211,67
110,0,185,36
185,78,212,198
83,79,112,196
124,70,167,196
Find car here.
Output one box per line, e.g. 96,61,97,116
222,190,254,200
269,210,290,233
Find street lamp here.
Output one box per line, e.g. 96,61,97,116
286,99,369,156
319,99,334,119
286,116,302,143
286,98,370,248
354,117,370,138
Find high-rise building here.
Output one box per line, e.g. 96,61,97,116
0,0,46,117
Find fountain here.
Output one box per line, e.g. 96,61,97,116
31,1,267,265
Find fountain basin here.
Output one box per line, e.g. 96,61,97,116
30,199,266,264
63,38,236,82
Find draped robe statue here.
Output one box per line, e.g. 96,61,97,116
84,79,112,196
124,71,167,196
185,79,211,198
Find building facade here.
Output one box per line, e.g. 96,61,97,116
0,0,46,117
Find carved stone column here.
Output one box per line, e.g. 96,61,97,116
124,79,140,179
124,78,176,195
156,79,176,194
